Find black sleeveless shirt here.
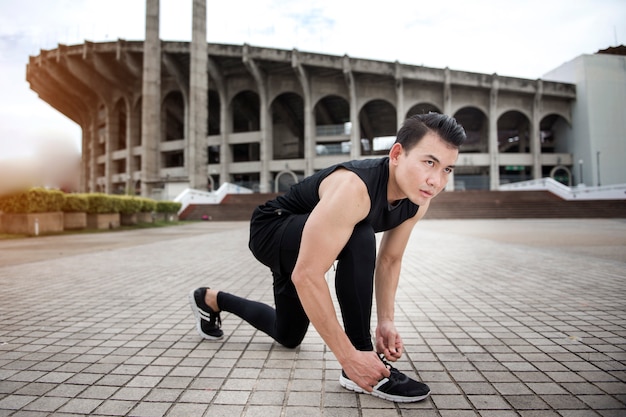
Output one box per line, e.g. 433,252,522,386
260,157,419,232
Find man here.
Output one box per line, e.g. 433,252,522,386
189,113,466,402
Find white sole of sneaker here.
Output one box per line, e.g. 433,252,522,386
188,289,224,340
339,373,430,403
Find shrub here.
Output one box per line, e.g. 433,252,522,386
62,194,89,212
117,196,143,215
156,201,182,214
86,193,117,214
138,198,157,213
0,187,65,213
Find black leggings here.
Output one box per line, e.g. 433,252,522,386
217,213,376,350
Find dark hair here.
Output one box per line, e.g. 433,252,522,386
394,113,466,151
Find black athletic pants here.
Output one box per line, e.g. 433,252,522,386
217,209,376,351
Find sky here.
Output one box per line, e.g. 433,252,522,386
0,0,625,163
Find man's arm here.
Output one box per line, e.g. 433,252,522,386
291,170,390,392
375,203,429,360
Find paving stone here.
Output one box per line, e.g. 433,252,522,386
0,220,624,416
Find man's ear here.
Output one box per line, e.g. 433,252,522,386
389,142,404,164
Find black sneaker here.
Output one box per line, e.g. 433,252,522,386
339,357,430,403
188,287,223,340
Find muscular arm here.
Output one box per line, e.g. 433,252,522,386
374,203,429,360
291,170,388,391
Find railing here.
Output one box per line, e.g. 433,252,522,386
316,123,352,136
174,182,253,214
499,178,626,200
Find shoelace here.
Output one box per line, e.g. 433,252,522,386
208,311,222,328
378,355,403,381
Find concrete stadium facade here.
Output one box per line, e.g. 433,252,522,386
26,1,576,198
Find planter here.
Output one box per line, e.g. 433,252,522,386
64,212,87,230
120,213,138,226
87,213,120,230
0,212,64,236
155,213,179,222
137,212,154,223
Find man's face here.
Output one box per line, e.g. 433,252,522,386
390,132,459,206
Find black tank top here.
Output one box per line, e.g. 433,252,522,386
263,157,419,232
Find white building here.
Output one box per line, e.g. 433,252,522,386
544,46,626,186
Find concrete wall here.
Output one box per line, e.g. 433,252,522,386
544,53,626,186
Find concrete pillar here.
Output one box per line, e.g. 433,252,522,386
104,104,114,193
188,0,208,190
343,55,360,159
443,67,452,115
395,61,404,130
243,44,271,192
80,124,90,192
89,116,97,192
89,117,100,192
125,101,134,194
140,0,161,197
489,74,500,190
443,67,455,191
208,57,230,186
219,102,230,186
293,50,314,177
531,79,543,179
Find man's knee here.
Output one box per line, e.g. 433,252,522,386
276,329,306,349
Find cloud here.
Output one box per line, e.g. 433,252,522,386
0,0,625,164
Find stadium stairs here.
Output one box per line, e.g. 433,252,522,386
178,190,626,221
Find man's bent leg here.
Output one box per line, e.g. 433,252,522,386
214,213,311,348
217,289,309,348
334,222,376,351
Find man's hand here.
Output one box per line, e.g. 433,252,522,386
375,320,403,361
342,350,390,392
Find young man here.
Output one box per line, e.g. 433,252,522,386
190,113,466,402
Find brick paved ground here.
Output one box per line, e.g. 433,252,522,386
0,219,624,416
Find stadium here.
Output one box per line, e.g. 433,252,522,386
25,0,625,212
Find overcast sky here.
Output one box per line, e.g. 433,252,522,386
0,0,625,161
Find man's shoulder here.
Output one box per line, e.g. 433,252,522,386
341,157,388,170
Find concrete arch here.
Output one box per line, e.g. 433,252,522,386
406,103,441,119
496,106,531,122
313,95,351,156
498,110,531,153
268,84,304,107
314,95,350,126
226,80,259,105
540,113,572,154
208,89,221,135
454,106,489,154
230,90,260,133
162,91,185,141
112,98,128,151
312,90,349,108
541,109,572,126
450,100,489,120
359,99,396,155
274,169,298,192
271,92,305,160
550,165,572,186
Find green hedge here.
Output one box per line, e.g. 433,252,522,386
0,188,65,213
156,201,182,214
86,193,116,214
138,198,157,213
62,194,89,212
117,196,144,215
0,188,180,215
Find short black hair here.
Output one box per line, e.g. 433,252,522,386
394,113,466,151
